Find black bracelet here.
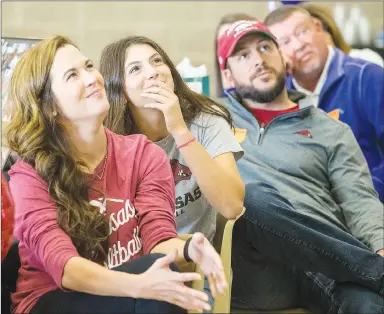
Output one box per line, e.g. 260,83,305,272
183,237,193,263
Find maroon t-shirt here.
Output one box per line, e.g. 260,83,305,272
250,105,299,126
9,128,177,313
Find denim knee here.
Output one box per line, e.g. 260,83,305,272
244,181,295,219
146,253,180,272
245,181,279,207
113,253,180,275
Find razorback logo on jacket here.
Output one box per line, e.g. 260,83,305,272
295,130,312,138
170,159,192,185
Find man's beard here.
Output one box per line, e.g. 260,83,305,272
234,68,286,103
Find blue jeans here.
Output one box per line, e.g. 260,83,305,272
204,276,214,313
31,254,185,314
231,182,384,313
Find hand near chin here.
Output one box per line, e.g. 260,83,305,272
140,81,188,137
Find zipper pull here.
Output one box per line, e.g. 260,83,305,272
258,123,265,144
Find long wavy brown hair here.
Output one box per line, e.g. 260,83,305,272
99,36,232,136
5,35,108,264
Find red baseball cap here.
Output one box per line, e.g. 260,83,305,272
217,20,278,70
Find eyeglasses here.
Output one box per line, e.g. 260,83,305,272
277,22,315,49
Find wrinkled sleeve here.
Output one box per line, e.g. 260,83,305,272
10,169,79,289
328,124,384,252
134,142,177,253
198,114,244,161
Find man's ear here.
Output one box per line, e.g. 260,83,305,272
222,68,235,89
278,49,293,75
312,17,324,32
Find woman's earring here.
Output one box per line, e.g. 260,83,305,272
52,111,57,117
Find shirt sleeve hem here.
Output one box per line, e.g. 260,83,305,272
54,252,80,291
144,232,178,255
206,146,244,161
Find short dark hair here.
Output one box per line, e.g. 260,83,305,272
263,5,311,27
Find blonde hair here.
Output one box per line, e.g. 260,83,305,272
301,3,351,53
264,5,312,26
6,35,109,263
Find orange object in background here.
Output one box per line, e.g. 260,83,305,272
328,109,340,121
1,174,14,261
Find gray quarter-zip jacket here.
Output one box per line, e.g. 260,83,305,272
223,91,384,252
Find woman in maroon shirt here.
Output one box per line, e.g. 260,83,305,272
4,35,226,314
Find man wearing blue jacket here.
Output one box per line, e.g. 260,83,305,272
217,19,384,313
263,6,384,201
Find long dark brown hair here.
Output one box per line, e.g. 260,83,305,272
214,13,257,97
5,35,108,264
99,36,232,136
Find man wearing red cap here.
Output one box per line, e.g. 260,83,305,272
217,20,384,313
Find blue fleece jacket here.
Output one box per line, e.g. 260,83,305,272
286,48,384,201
